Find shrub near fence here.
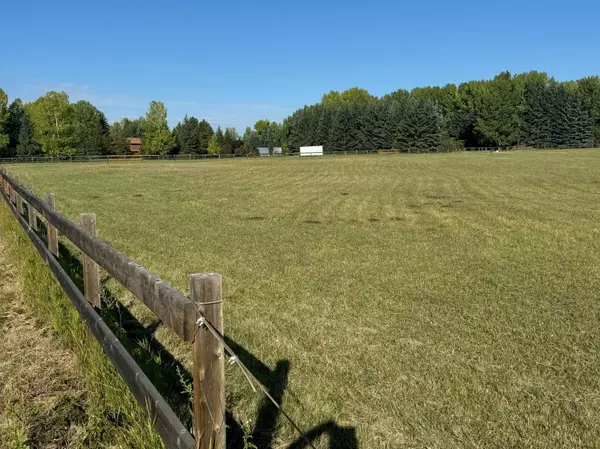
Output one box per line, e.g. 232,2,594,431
0,168,225,449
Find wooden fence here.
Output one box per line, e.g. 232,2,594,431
0,146,472,165
0,168,225,449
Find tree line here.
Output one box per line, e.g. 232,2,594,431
1,71,599,157
285,71,600,152
0,90,285,158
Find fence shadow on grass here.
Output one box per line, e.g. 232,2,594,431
51,235,357,449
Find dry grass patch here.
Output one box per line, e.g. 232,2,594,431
0,204,164,449
0,233,86,448
6,150,600,448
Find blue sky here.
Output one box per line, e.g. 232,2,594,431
2,0,599,130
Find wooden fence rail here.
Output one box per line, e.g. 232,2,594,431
0,171,197,340
0,168,224,449
0,145,479,165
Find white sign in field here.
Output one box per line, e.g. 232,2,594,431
299,145,324,156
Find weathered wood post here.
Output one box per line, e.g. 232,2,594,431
8,171,15,203
15,177,24,215
46,193,59,257
190,273,225,449
80,213,101,308
26,183,38,231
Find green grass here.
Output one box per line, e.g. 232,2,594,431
5,149,600,448
0,199,164,448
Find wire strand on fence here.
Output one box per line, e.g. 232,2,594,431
194,309,317,449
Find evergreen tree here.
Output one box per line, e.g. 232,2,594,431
474,72,522,146
109,122,130,154
455,81,486,146
387,99,408,148
286,112,305,150
523,79,551,148
362,101,386,150
16,113,40,157
176,115,200,154
222,127,238,154
242,126,259,154
396,99,442,152
197,119,213,154
306,106,320,145
315,106,332,149
411,84,460,139
549,84,593,148
345,103,365,151
297,108,313,147
261,70,598,151
72,100,109,155
328,104,353,152
577,76,600,146
215,127,225,152
6,99,25,154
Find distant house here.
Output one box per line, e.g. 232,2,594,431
257,147,270,156
127,137,142,154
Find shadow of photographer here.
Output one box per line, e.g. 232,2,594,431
54,238,358,449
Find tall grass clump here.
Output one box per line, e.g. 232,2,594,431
0,203,164,449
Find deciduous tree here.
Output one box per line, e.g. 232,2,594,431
26,91,75,156
207,134,221,154
142,101,175,154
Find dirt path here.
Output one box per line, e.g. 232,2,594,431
0,233,88,448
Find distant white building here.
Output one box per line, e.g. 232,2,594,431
272,147,283,155
300,145,324,156
258,147,269,156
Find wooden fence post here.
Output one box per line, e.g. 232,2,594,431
190,273,225,449
26,183,39,231
14,176,19,205
80,213,101,308
15,177,24,215
8,172,15,203
46,193,59,257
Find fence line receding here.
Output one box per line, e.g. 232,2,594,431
0,168,223,449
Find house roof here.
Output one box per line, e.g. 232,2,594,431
127,137,142,144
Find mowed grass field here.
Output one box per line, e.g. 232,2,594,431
6,150,600,448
